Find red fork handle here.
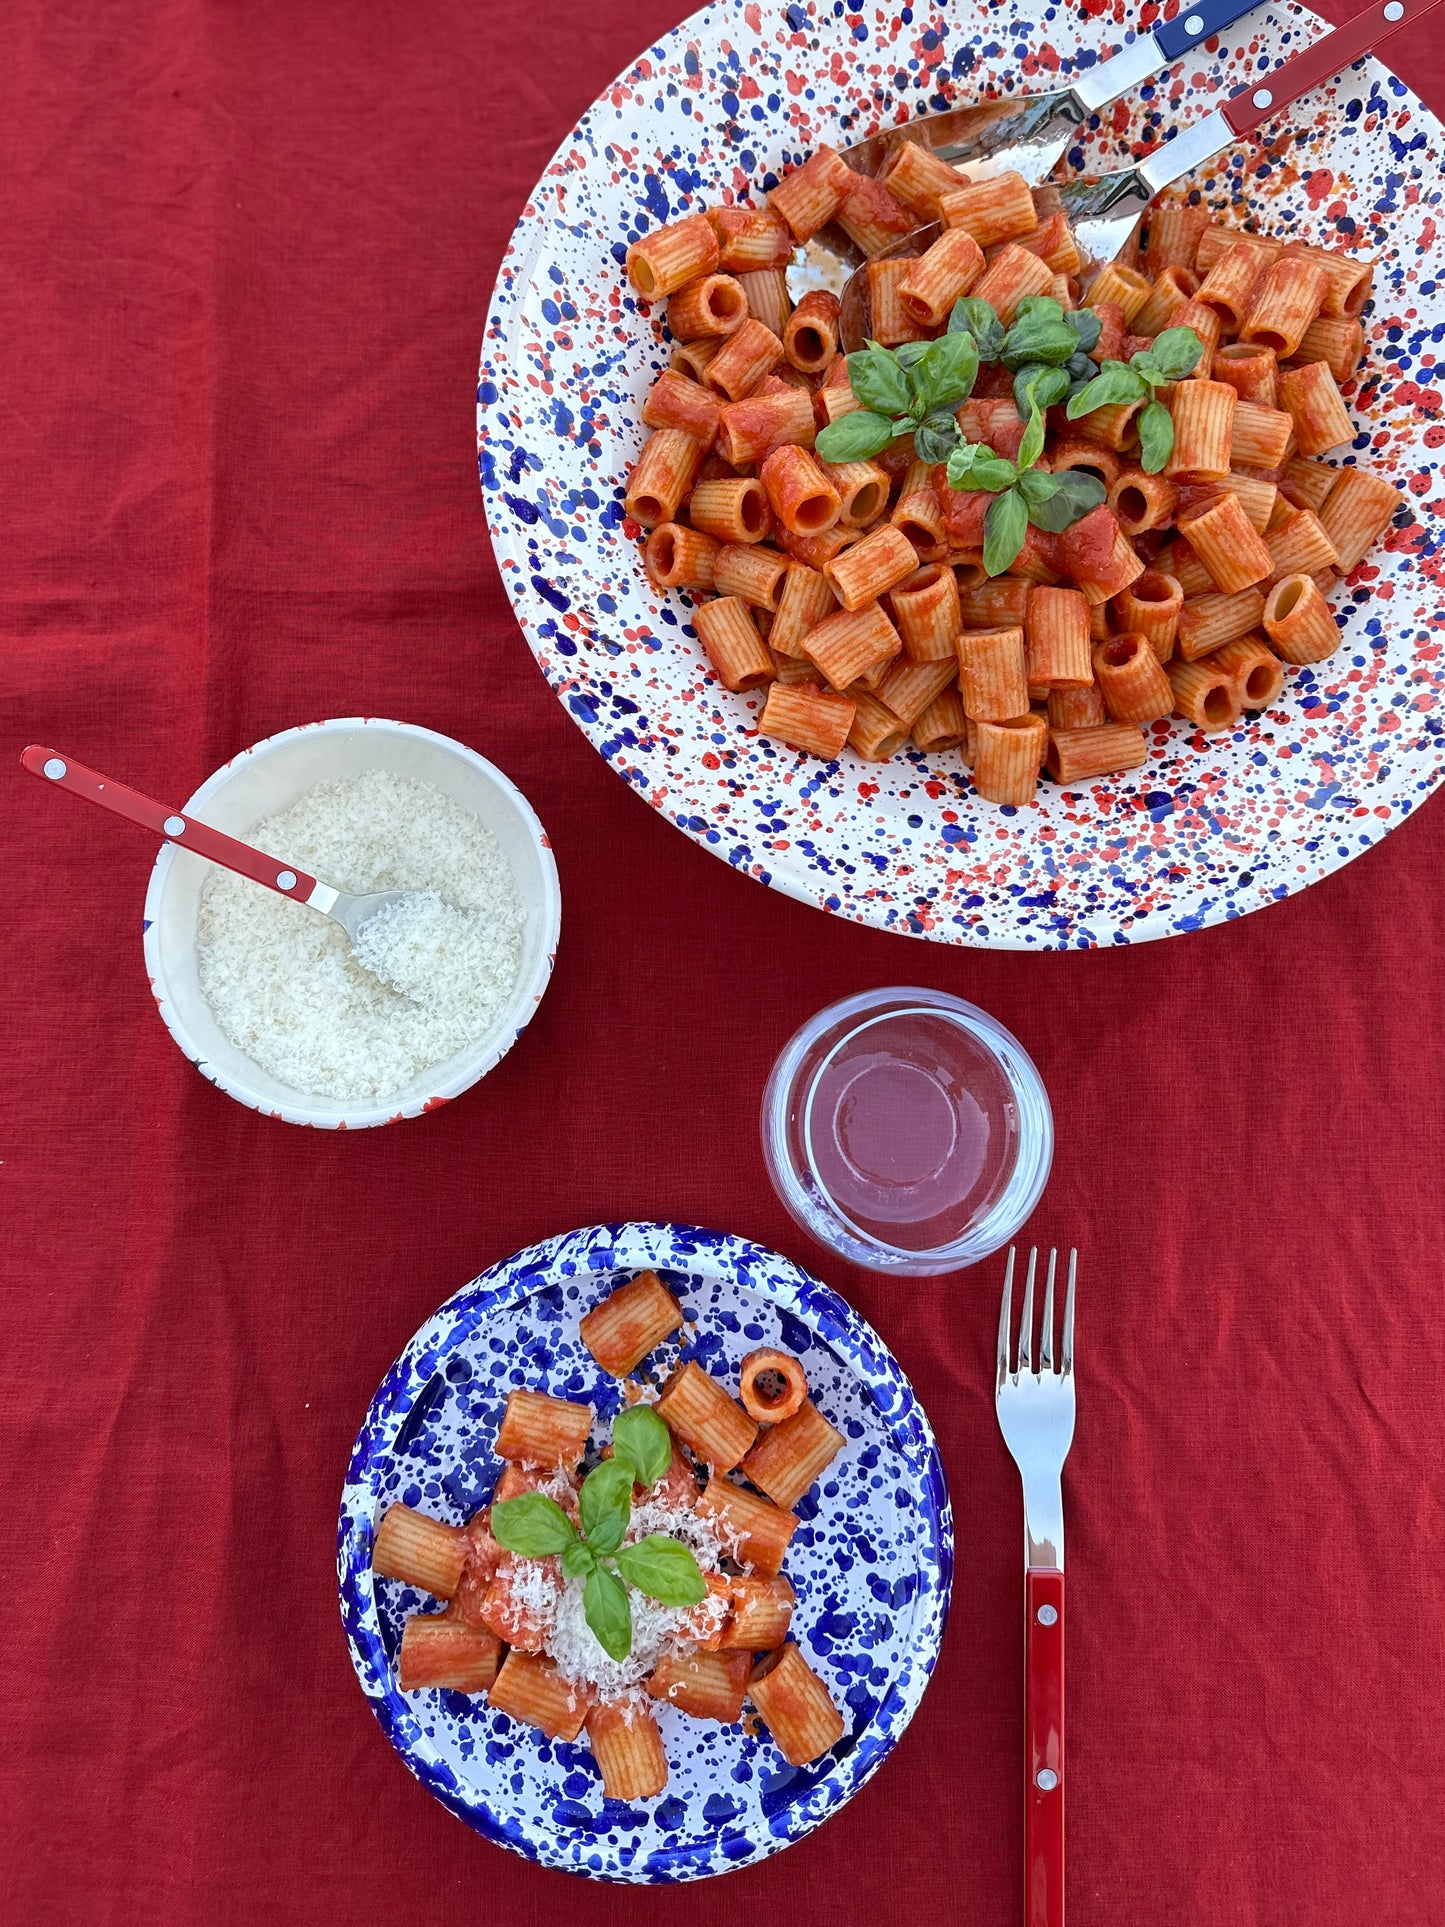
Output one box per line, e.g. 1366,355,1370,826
1026,1568,1065,1927
1222,0,1444,137
20,744,321,900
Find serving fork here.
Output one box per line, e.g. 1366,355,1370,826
996,1246,1077,1927
836,0,1266,199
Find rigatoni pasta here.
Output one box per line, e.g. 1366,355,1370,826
618,168,1399,808
398,1614,501,1694
747,1644,847,1767
655,1361,757,1471
956,626,1028,720
693,597,776,692
496,1389,593,1468
580,1270,685,1377
1044,722,1149,784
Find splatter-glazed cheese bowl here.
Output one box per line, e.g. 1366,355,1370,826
142,719,561,1128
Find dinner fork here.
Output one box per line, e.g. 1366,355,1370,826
996,1247,1077,1927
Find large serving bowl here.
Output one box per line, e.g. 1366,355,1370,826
479,0,1445,949
142,718,560,1128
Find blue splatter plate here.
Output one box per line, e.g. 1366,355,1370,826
338,1222,953,1881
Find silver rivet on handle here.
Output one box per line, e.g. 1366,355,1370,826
1252,87,1273,107
276,870,298,889
1184,12,1204,29
1037,1603,1058,1626
1384,2,1405,18
43,757,66,780
163,815,186,837
1036,1769,1059,1791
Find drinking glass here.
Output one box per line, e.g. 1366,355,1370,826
761,987,1053,1275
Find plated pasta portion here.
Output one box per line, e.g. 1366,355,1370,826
370,1270,847,1801
622,152,1406,806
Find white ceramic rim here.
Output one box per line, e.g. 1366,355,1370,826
140,717,562,1129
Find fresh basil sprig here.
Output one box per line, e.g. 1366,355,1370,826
999,296,1085,372
490,1405,704,1662
945,365,1107,575
815,331,980,466
948,292,1102,373
1066,324,1205,473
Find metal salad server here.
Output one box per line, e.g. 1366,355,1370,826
836,0,1269,196
996,1247,1078,1927
799,0,1271,289
21,743,428,993
838,0,1440,349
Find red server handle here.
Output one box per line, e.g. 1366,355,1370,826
21,744,320,899
1025,1567,1065,1927
1222,0,1443,136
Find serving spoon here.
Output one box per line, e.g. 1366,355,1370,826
21,743,441,998
838,0,1438,350
838,0,1267,198
798,0,1269,284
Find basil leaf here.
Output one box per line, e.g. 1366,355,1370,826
946,442,1018,492
1065,306,1103,356
561,1539,597,1579
1016,467,1061,511
912,412,962,464
846,342,913,417
948,296,1005,361
814,409,896,463
489,1491,579,1558
1017,399,1047,475
894,339,933,370
1025,467,1107,531
1137,398,1176,474
1066,350,1097,395
1012,362,1071,420
613,1535,708,1607
611,1404,672,1488
583,1562,633,1661
982,485,1029,576
1065,360,1149,418
912,330,980,413
1144,325,1204,384
1001,297,1081,371
579,1457,635,1555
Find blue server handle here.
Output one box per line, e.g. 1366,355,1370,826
1154,0,1264,63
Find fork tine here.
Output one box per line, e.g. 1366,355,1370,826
1040,1248,1057,1371
997,1246,1015,1388
1018,1247,1036,1374
1062,1249,1077,1376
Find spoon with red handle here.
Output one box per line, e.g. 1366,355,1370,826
21,743,420,971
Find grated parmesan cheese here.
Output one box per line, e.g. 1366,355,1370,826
352,889,500,1010
538,1496,728,1701
195,770,524,1101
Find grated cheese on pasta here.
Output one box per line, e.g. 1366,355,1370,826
541,1497,727,1700
196,769,524,1102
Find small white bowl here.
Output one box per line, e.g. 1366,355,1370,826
142,718,560,1128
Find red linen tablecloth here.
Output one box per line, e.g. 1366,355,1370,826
4,2,1444,1921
